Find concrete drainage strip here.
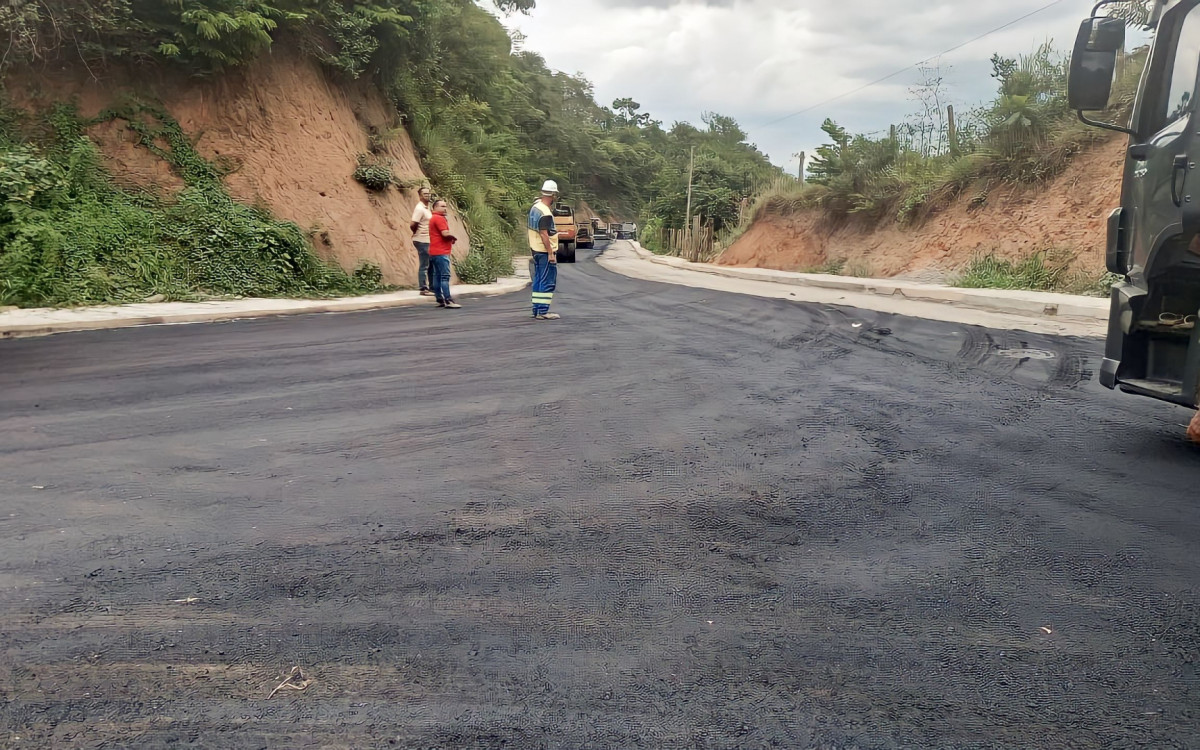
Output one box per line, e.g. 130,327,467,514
615,242,1108,323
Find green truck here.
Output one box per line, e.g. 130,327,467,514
1070,0,1200,413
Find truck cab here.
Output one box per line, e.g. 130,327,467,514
1070,0,1200,408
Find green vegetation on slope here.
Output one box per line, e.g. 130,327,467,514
0,102,381,307
729,40,1144,296
953,253,1122,297
753,43,1144,230
343,2,784,279
0,0,782,300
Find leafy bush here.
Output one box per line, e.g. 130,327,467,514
638,215,670,255
452,200,515,285
353,155,393,191
0,103,382,307
0,145,66,206
352,262,383,288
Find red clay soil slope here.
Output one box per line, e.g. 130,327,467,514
719,137,1126,279
5,51,468,287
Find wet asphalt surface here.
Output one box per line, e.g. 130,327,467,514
1,243,1198,749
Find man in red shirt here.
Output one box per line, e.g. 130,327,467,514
428,200,461,309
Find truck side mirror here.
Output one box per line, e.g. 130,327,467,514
1068,17,1126,111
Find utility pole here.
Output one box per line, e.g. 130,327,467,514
792,151,806,183
684,145,695,242
947,105,959,158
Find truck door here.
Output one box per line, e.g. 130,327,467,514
1128,0,1200,277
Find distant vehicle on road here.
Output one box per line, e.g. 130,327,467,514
615,222,638,240
552,203,577,263
576,221,594,250
591,218,609,240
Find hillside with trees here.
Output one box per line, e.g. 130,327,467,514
718,21,1148,294
0,0,780,307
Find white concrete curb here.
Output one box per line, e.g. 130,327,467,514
0,271,530,340
624,242,1109,321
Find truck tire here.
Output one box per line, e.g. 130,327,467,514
558,242,576,264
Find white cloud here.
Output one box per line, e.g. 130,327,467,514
497,0,1100,171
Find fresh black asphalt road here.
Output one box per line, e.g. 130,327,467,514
1,245,1198,749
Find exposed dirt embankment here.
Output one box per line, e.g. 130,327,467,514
719,137,1126,279
6,52,466,287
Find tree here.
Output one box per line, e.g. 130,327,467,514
908,61,949,157
984,43,1068,156
807,119,851,184
702,112,747,145
612,98,652,127
492,0,536,12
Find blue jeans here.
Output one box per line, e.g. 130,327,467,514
531,252,557,316
431,255,453,303
414,241,432,290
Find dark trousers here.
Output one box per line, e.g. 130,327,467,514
530,252,557,316
431,254,453,303
414,241,433,290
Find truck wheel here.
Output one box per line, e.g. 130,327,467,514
558,243,576,264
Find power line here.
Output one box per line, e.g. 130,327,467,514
760,0,1075,128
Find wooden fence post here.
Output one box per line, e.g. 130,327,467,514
947,105,959,158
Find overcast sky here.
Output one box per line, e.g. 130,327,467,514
496,0,1102,173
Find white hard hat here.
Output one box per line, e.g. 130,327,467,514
541,180,559,195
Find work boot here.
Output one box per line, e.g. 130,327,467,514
445,301,462,309
535,312,561,320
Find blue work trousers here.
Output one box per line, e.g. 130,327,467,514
531,252,557,316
